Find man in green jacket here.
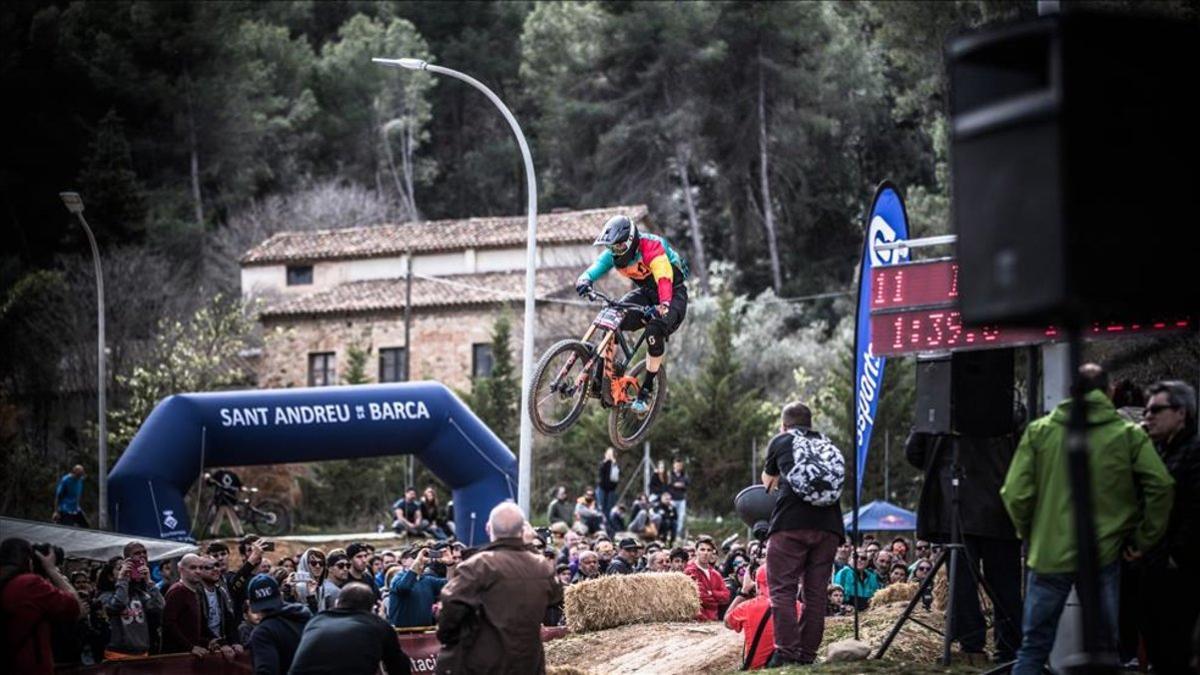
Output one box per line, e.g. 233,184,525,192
1001,364,1173,675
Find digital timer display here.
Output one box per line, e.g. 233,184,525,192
868,259,1194,356
871,259,958,310
871,309,1191,356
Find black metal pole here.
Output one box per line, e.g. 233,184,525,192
1062,327,1117,673
852,459,861,640
943,439,963,666
1026,345,1040,418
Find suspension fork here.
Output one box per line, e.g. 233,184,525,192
572,331,614,391
549,326,606,391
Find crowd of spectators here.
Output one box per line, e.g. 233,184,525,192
5,374,1196,672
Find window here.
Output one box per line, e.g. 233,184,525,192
308,352,335,386
472,343,494,379
379,347,407,383
287,265,313,286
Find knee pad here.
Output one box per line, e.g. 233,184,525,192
646,321,666,357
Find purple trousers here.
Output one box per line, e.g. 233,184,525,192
766,528,841,662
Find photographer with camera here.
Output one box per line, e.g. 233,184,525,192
387,545,448,628
760,401,845,667
435,502,561,674
1,538,84,675
97,542,165,660
725,553,803,670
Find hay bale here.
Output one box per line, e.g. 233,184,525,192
932,567,949,610
928,566,992,615
869,581,918,609
564,572,700,633
547,667,593,675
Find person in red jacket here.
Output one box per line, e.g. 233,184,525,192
162,553,216,656
725,558,804,669
0,538,83,675
685,536,730,621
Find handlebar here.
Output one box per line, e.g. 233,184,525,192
587,289,657,318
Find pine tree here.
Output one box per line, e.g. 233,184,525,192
77,109,146,243
463,315,519,449
343,342,371,385
652,293,774,514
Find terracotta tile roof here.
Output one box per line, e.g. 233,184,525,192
242,205,650,265
259,268,581,319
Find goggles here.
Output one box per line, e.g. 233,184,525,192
610,240,631,256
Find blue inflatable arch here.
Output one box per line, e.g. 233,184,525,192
108,382,517,546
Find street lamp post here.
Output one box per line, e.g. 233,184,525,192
59,191,108,530
374,57,539,515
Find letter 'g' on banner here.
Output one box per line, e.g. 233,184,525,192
853,182,909,500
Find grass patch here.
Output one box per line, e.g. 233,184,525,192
758,660,984,674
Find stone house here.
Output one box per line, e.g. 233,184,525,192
241,205,648,391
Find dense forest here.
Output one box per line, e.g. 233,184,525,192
3,1,1196,527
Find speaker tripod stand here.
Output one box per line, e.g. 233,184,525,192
874,438,1018,669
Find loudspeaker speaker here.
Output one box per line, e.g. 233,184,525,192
915,356,952,434
948,13,1199,326
915,350,1015,436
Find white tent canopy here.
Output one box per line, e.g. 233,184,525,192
0,517,198,562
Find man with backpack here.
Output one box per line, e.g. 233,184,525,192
760,401,846,667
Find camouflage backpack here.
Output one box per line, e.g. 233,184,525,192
784,428,845,507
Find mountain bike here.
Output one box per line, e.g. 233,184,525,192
195,472,292,538
528,289,667,449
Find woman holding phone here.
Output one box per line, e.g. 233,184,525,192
293,548,326,615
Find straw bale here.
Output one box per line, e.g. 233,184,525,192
546,668,593,675
933,567,949,610
870,581,918,608
929,566,992,615
564,572,700,633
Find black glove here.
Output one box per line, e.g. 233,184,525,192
575,277,593,298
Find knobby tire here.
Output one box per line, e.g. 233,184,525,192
608,360,666,450
529,339,592,435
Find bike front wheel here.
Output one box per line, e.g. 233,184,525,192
249,499,291,537
608,360,667,450
529,339,593,436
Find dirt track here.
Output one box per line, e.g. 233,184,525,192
544,601,966,674
546,621,742,674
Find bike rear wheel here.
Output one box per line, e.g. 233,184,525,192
249,499,291,536
529,339,593,436
608,360,667,450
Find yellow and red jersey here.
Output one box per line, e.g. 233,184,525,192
581,233,687,303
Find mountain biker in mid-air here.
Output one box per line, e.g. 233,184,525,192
575,215,689,414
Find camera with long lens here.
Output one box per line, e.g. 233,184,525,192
31,543,65,575
733,485,775,542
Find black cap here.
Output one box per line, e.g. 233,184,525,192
247,574,282,613
346,542,369,558
618,537,644,551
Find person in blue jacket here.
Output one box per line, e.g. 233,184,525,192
387,547,448,628
832,548,881,611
